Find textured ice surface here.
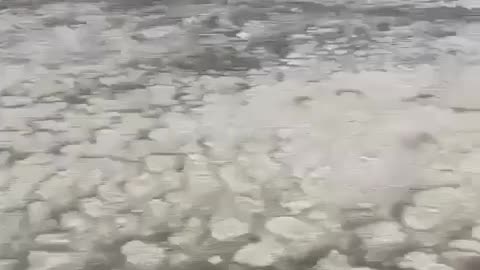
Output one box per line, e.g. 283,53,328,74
2,1,480,270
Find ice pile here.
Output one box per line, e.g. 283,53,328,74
0,64,479,270
1,1,480,270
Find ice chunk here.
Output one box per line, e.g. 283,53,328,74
164,192,193,225
218,164,259,195
124,173,159,205
12,132,57,154
238,153,281,183
168,252,190,268
141,25,177,39
355,221,406,246
441,251,480,269
18,153,54,165
5,164,54,208
0,259,18,270
210,218,249,241
140,199,171,235
420,168,462,188
128,140,160,158
459,0,480,10
233,237,285,267
184,154,221,207
236,31,250,40
355,221,406,262
113,114,154,136
0,212,25,243
79,198,107,218
27,201,57,233
30,76,67,99
59,212,92,233
148,85,176,107
402,206,442,230
281,200,313,215
0,153,9,168
74,168,104,198
144,155,178,173
266,216,321,241
158,170,184,192
114,89,150,112
28,103,68,120
233,196,265,223
312,250,351,270
35,174,76,211
97,182,129,212
208,256,223,265
197,76,249,94
409,187,477,229
164,111,197,135
459,152,480,174
0,65,26,93
87,129,128,157
203,138,238,162
91,217,121,245
448,239,480,254
58,127,90,145
397,251,438,270
34,233,71,249
168,217,204,247
424,264,454,270
27,251,86,270
0,96,32,107
414,187,460,207
113,214,140,239
0,103,32,127
121,241,166,270
54,25,82,52
124,172,179,207
472,225,480,241
148,128,180,152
